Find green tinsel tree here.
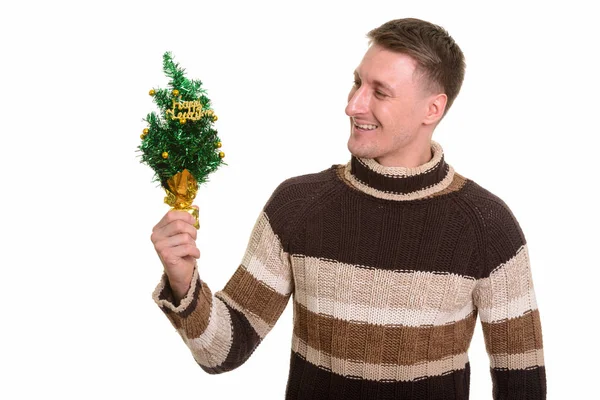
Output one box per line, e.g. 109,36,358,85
138,52,225,226
138,51,225,188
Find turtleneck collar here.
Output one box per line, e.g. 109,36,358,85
342,141,456,201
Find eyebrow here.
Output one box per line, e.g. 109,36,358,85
354,71,394,93
373,80,393,93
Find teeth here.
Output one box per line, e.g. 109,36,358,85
355,123,377,130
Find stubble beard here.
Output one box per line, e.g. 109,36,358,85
347,133,381,160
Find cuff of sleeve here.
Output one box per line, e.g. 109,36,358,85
152,266,200,314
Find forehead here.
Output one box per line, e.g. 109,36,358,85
355,45,419,88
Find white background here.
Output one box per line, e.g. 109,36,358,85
1,0,598,398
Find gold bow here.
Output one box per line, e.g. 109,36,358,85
164,169,199,229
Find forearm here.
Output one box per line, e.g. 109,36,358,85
476,245,546,399
153,265,273,374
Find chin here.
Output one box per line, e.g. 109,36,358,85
347,139,378,160
348,147,379,160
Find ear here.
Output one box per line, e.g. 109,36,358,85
423,93,447,126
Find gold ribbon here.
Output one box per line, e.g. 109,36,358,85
164,169,199,229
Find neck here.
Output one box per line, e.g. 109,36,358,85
343,140,456,201
374,139,433,168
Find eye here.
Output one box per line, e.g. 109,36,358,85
375,90,387,98
353,79,361,87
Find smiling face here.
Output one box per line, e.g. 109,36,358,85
345,44,446,167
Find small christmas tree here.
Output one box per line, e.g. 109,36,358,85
138,52,225,228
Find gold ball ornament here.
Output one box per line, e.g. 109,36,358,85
179,118,186,124
140,128,149,139
172,89,179,97
215,142,222,148
219,151,225,159
162,152,169,159
212,115,218,122
149,89,155,96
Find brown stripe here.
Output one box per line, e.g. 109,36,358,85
465,184,528,274
293,335,470,382
492,366,546,397
221,266,288,327
428,172,467,198
262,167,337,243
294,302,477,366
294,178,483,277
202,300,262,373
482,310,543,355
165,279,214,339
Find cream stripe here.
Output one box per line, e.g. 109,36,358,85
474,245,538,322
293,255,476,326
358,141,445,177
297,294,475,327
344,164,455,201
478,288,538,323
244,259,292,296
241,212,293,296
490,349,545,370
183,297,233,368
217,291,271,338
475,245,533,307
292,335,469,382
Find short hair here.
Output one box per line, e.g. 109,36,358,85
367,18,466,114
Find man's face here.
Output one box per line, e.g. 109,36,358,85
346,44,433,166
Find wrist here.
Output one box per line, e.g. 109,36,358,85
172,282,190,303
167,271,195,303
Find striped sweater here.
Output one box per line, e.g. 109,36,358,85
153,141,546,399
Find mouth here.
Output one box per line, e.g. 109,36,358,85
352,118,378,132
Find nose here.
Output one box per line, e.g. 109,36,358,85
345,86,369,117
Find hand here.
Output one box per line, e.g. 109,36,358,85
151,208,200,302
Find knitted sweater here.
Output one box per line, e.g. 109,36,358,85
153,141,546,399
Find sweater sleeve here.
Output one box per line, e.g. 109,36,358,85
471,196,546,399
152,195,294,374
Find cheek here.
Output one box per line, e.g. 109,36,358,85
378,103,412,130
375,105,395,127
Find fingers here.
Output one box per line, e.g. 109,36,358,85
154,209,197,231
160,220,198,241
166,243,201,259
151,213,198,244
158,243,200,265
154,233,197,253
154,231,200,269
152,227,199,257
156,244,200,273
151,210,201,274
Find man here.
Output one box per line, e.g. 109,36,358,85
151,18,546,399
